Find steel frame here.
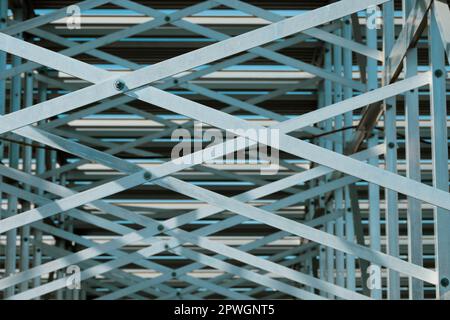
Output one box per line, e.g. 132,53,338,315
0,0,449,300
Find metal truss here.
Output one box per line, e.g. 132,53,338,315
0,0,449,300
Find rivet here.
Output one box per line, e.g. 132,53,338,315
434,69,444,78
388,142,396,149
171,271,177,278
165,16,170,22
157,225,164,232
143,171,152,180
114,79,125,91
441,277,449,288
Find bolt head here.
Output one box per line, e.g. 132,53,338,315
441,277,449,288
157,225,164,232
435,69,444,78
171,272,177,278
114,79,125,91
143,171,152,180
388,142,396,149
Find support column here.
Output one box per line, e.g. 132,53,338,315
343,15,356,292
366,7,381,299
403,0,424,300
4,7,23,298
429,5,450,300
383,0,400,300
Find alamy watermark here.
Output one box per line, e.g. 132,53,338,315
171,122,280,175
366,5,382,30
366,264,382,290
66,5,82,30
65,265,81,290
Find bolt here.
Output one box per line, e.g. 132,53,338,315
164,244,170,250
171,271,177,278
23,237,28,242
165,16,170,22
388,142,396,149
173,79,179,85
114,79,125,91
347,208,351,212
143,171,152,180
157,224,164,232
441,277,449,288
345,19,350,25
434,69,444,78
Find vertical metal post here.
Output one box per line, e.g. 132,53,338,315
343,16,356,292
5,7,23,298
403,0,424,300
366,8,381,299
32,75,48,296
324,43,335,298
0,0,7,229
429,5,450,300
305,179,316,294
332,27,345,291
383,0,400,300
317,84,328,298
344,186,355,290
19,71,34,292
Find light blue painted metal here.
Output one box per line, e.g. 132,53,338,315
382,0,401,300
429,3,450,300
0,0,449,300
